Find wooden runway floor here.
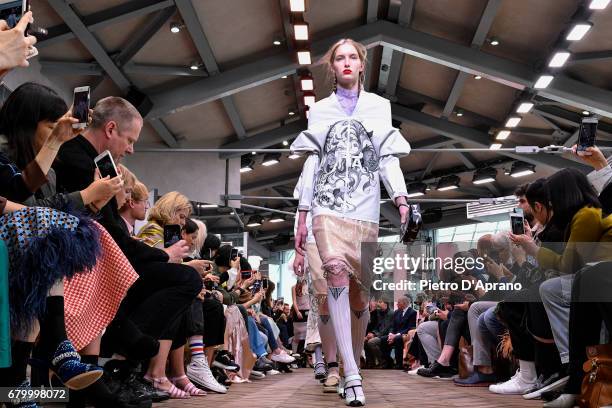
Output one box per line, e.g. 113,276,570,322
158,368,542,408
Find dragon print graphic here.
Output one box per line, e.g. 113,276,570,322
313,119,379,213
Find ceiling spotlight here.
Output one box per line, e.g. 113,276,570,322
548,50,571,68
473,167,497,184
510,161,536,178
590,0,611,9
566,22,593,41
273,39,282,45
505,116,521,128
534,74,554,89
240,156,254,173
281,75,288,79
489,143,502,150
288,153,301,159
190,61,200,70
170,22,183,33
436,175,460,191
293,22,309,41
199,203,218,209
406,182,427,198
488,37,500,46
288,109,295,116
455,109,464,117
582,110,591,116
496,130,511,140
516,102,534,113
303,91,316,107
297,50,312,65
282,140,289,146
474,75,482,80
262,152,281,166
246,215,264,228
300,77,314,91
289,0,306,12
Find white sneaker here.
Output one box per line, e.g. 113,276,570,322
187,358,228,394
271,351,295,364
408,365,424,375
268,369,281,375
488,369,536,395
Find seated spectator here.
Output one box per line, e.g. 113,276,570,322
364,299,393,368
119,179,149,236
379,296,416,369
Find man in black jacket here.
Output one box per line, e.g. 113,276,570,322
364,300,393,368
378,296,417,369
54,97,203,404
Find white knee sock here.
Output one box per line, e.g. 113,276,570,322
327,287,358,377
318,313,337,364
351,307,369,368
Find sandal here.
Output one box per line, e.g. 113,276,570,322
343,374,365,407
144,375,190,399
170,375,206,396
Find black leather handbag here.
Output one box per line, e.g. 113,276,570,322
400,204,422,243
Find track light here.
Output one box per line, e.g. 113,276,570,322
510,162,536,178
297,50,312,65
190,61,200,70
534,75,554,89
490,143,502,150
436,175,460,191
590,0,611,9
496,130,510,140
282,140,289,146
288,153,301,159
240,156,254,173
199,203,218,209
487,37,500,46
455,109,464,117
406,182,427,198
246,215,264,228
262,153,281,166
516,102,534,113
269,214,286,223
548,51,571,68
583,110,590,116
293,22,309,41
473,168,497,184
505,116,521,128
289,0,306,12
566,22,593,41
474,75,482,80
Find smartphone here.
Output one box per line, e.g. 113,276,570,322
251,280,262,294
577,117,598,153
241,270,252,280
204,280,217,291
510,209,525,235
163,224,181,248
262,278,268,290
72,86,90,129
230,248,238,260
94,150,119,179
0,1,25,29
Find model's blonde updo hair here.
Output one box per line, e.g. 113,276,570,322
322,38,368,92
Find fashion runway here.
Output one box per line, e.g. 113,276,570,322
158,369,542,408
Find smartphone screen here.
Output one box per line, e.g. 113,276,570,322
241,270,252,280
163,224,181,248
94,151,118,179
511,214,525,235
262,278,268,290
0,1,24,29
72,87,90,126
577,118,598,152
230,248,238,259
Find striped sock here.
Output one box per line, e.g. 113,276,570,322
189,340,205,362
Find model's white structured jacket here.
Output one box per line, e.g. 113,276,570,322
291,91,410,224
